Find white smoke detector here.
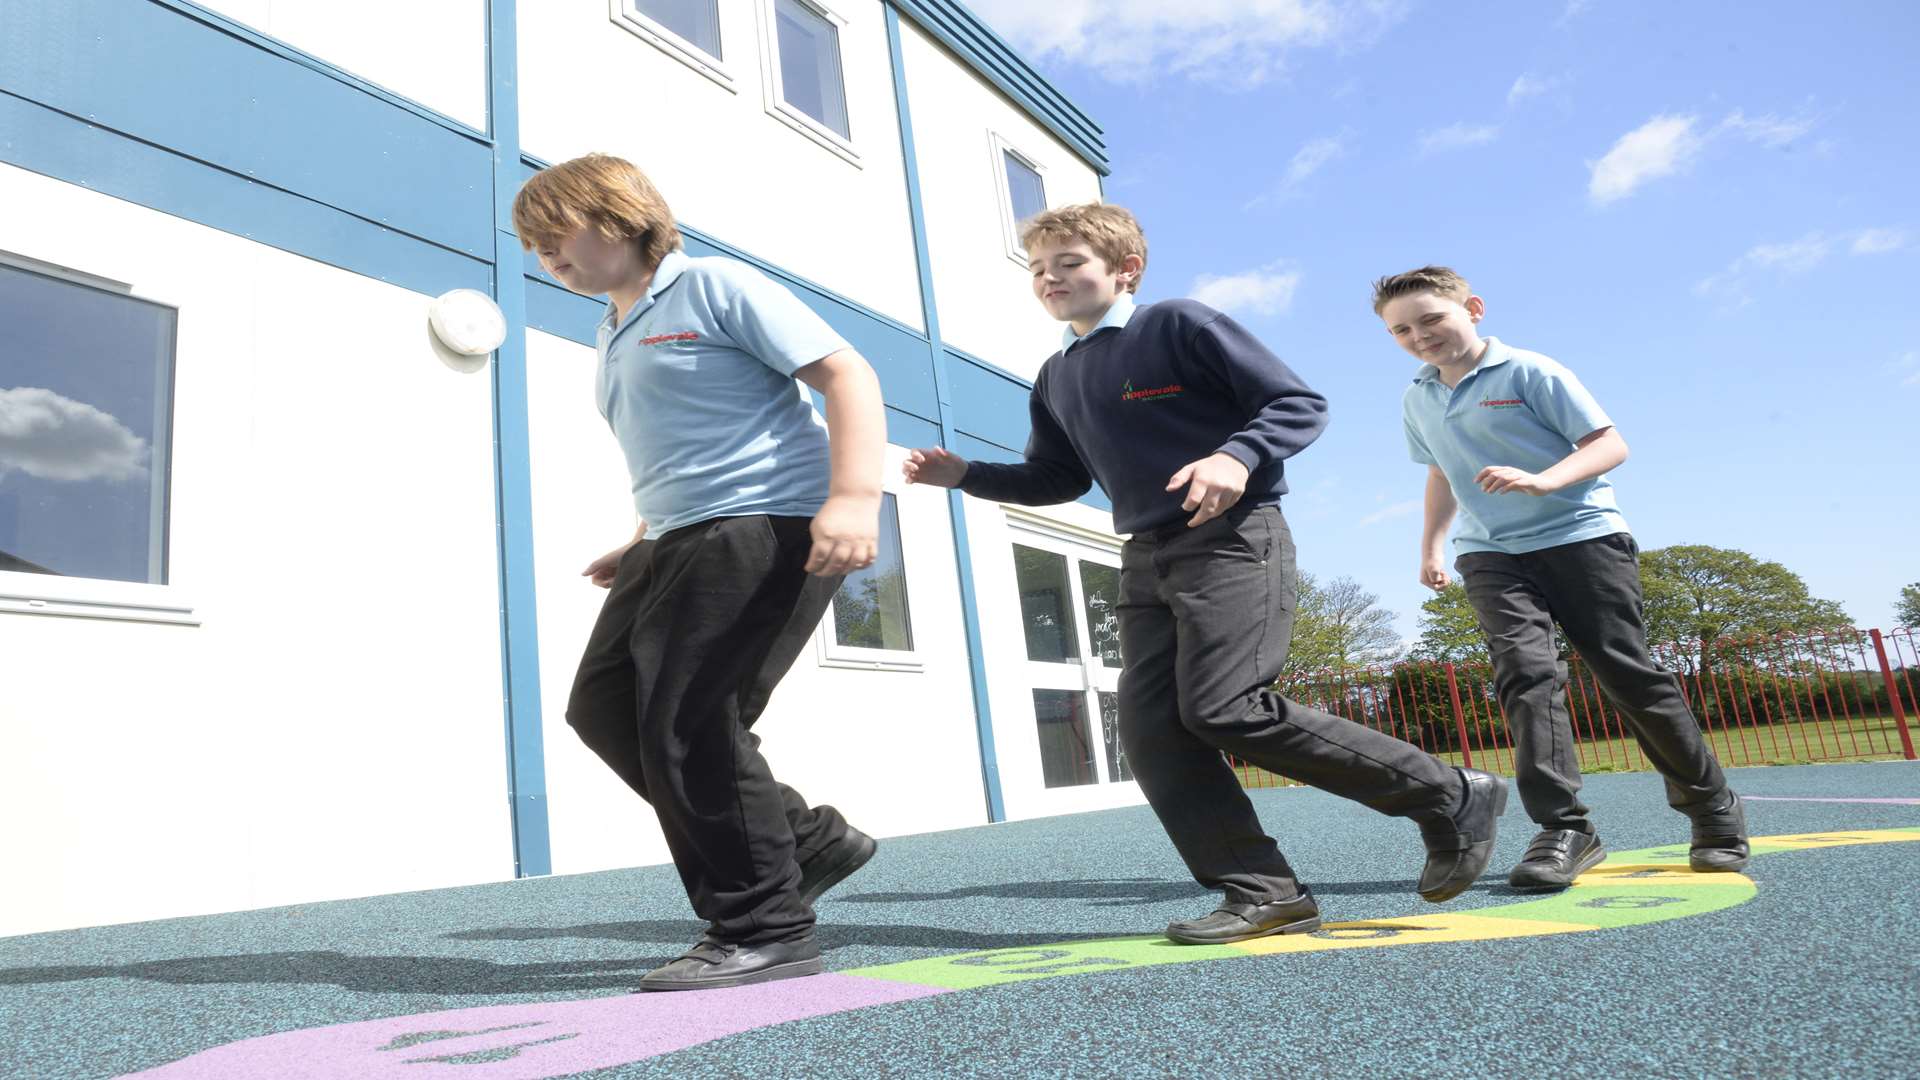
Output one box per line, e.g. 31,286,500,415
427,288,507,373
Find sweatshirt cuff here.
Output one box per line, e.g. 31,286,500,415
1216,441,1263,473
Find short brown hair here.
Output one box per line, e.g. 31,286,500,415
512,153,683,269
1020,203,1149,293
1370,266,1471,315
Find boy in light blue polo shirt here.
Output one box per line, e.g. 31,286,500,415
1374,266,1747,890
514,154,886,990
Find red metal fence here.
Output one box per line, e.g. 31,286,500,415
1231,626,1920,788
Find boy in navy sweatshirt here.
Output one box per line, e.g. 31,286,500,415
906,204,1507,943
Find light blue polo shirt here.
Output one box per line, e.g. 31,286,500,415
595,250,848,534
1403,338,1628,555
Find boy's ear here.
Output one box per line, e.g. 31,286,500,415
1119,253,1145,288
1465,295,1486,322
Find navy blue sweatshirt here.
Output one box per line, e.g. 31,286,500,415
959,298,1329,534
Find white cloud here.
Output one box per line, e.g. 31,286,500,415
1358,499,1422,526
1246,132,1350,207
0,387,148,483
1188,263,1304,316
1892,352,1920,388
1852,228,1909,255
1507,73,1561,106
1589,108,1819,205
1418,123,1500,155
1588,114,1703,204
1693,232,1832,306
959,0,1406,86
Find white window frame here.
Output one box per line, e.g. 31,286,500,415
990,132,1049,269
0,250,198,627
816,488,920,671
609,0,737,93
754,0,861,168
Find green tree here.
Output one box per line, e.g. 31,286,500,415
1639,545,1851,676
1284,571,1403,676
1408,584,1488,665
1897,582,1920,628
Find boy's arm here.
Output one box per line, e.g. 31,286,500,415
796,349,885,575
1476,426,1629,495
1191,312,1331,474
953,389,1094,505
1420,466,1457,590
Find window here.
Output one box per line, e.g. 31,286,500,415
820,492,917,669
992,135,1048,265
0,256,176,589
612,0,732,89
757,0,856,162
1011,533,1126,789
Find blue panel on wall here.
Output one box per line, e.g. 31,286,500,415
946,351,1036,453
0,91,490,298
0,0,493,260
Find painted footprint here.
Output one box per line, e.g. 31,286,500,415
122,828,1920,1079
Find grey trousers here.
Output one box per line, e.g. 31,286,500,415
1457,531,1730,831
1117,504,1462,904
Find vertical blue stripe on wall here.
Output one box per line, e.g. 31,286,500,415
885,5,1006,823
486,0,551,878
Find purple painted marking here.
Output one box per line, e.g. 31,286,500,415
1742,797,1920,805
120,974,950,1080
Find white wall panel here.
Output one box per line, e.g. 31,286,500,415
0,165,509,936
196,0,489,129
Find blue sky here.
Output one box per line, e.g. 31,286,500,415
968,0,1920,641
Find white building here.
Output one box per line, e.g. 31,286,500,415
0,0,1147,938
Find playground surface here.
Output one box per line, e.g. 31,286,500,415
2,760,1916,1079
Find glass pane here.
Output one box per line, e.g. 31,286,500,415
774,0,850,139
1004,151,1047,226
833,492,913,650
635,0,722,58
1079,560,1122,668
0,263,175,584
1034,690,1096,788
1098,690,1130,782
1012,544,1077,663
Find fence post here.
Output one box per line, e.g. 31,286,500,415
1869,629,1918,760
1445,663,1474,769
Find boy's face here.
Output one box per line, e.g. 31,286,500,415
534,226,648,298
1028,239,1136,327
1380,290,1487,367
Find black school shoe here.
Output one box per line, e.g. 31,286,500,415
1165,888,1322,945
1689,791,1751,872
638,933,824,992
1507,827,1607,890
798,825,878,906
1417,767,1509,903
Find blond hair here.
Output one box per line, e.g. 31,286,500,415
1019,203,1149,293
512,153,683,268
1370,266,1471,315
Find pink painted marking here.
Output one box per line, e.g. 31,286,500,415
120,974,949,1080
1741,797,1920,805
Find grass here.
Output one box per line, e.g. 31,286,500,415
1234,714,1917,788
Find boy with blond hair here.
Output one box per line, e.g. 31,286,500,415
907,204,1508,943
1374,265,1747,889
513,153,885,989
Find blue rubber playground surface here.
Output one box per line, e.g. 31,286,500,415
3,760,1917,1079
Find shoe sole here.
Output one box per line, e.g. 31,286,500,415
1165,914,1323,946
1688,854,1751,873
1507,840,1609,891
637,955,825,993
1419,778,1509,904
799,832,878,907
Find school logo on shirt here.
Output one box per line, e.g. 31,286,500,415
1121,378,1184,403
1479,398,1524,409
639,332,700,346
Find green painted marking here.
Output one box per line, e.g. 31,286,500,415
1493,884,1755,929
848,937,1239,990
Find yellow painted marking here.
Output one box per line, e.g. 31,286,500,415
1572,864,1756,887
1752,830,1920,849
1231,912,1592,955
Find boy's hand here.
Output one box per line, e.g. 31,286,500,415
1168,452,1250,527
1420,553,1451,591
1475,465,1556,496
582,523,649,588
903,446,969,488
807,493,880,577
